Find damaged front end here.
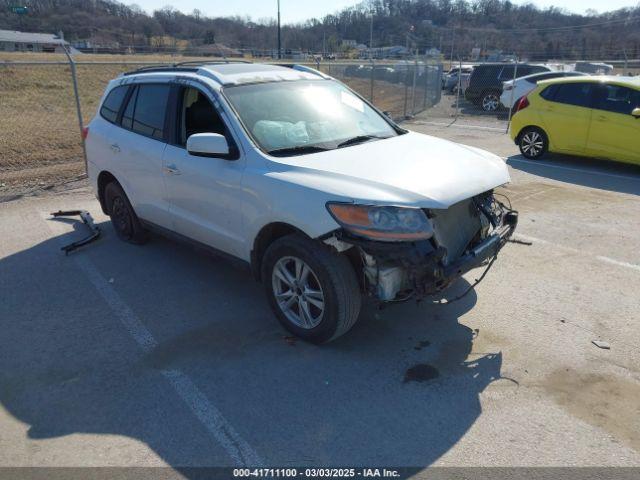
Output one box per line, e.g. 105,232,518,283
324,192,517,303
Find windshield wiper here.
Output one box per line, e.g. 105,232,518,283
336,135,389,148
267,145,332,157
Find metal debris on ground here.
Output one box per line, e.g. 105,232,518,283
508,238,533,246
50,210,101,255
592,340,611,350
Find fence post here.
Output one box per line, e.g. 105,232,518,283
455,57,462,121
410,56,418,116
403,66,408,119
63,45,87,175
423,61,428,110
369,58,375,103
623,48,629,75
506,57,519,133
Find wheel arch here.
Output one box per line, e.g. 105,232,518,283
250,222,310,282
97,170,119,215
515,124,549,144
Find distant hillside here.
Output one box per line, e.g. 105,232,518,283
0,0,638,59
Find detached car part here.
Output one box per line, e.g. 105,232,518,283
51,210,101,254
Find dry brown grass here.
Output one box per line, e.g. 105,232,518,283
0,53,414,193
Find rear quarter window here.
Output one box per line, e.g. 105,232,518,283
119,84,171,141
100,86,128,123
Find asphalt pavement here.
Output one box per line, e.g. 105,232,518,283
1,122,639,477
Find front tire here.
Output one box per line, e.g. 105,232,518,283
262,234,361,344
518,127,548,159
104,182,148,244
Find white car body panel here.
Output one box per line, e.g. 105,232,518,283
262,132,509,208
86,67,511,265
500,78,535,109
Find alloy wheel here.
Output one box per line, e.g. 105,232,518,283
482,93,500,112
521,131,544,158
272,256,324,329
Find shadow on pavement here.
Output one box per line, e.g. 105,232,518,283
507,154,640,196
0,218,504,472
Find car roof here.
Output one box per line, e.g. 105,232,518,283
473,62,545,68
537,75,640,89
516,70,586,81
120,62,329,89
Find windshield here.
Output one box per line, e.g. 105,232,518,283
223,80,398,155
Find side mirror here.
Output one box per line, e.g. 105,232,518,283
632,107,640,119
187,133,230,157
383,111,393,118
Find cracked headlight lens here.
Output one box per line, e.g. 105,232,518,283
326,203,433,242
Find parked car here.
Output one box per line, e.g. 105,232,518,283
86,62,517,343
465,63,551,111
455,71,472,96
574,62,614,75
510,76,640,164
500,71,587,109
443,65,474,93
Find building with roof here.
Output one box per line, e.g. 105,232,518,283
0,29,77,53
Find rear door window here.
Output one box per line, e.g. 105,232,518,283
100,86,128,123
593,84,640,115
120,84,171,140
499,66,515,80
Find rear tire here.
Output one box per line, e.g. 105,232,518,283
518,127,548,159
481,91,501,112
104,182,148,244
262,234,361,344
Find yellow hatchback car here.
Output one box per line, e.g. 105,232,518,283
510,76,640,165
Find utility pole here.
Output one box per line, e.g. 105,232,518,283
322,30,326,58
277,0,282,59
369,8,374,59
450,26,455,63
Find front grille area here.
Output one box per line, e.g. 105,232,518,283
429,198,482,265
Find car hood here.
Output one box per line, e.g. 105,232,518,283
266,131,510,209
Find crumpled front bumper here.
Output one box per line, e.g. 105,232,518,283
441,217,516,284
329,200,518,302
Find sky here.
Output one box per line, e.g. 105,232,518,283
128,0,638,23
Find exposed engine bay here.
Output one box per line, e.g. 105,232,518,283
323,191,517,303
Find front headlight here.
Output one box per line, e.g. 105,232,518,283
326,203,433,242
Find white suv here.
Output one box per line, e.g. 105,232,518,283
86,62,517,343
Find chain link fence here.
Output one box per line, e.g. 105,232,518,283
418,56,640,131
0,55,443,195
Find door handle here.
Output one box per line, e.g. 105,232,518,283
164,164,181,175
110,143,120,153
596,115,607,122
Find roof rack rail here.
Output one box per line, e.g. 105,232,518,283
123,60,253,76
276,63,331,79
173,60,253,67
122,65,198,76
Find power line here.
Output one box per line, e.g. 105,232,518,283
432,15,640,34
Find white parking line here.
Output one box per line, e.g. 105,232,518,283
596,255,640,273
514,233,640,273
43,213,263,467
507,157,640,182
